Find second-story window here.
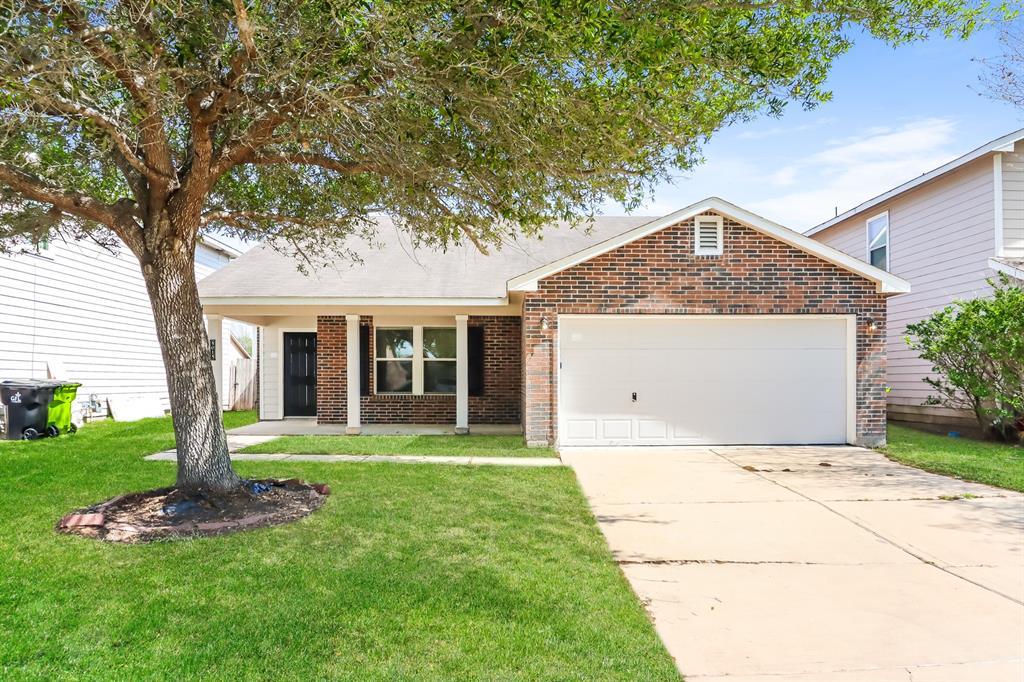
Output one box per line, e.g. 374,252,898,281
867,212,889,271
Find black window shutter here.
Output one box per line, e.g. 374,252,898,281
359,324,370,396
468,326,485,397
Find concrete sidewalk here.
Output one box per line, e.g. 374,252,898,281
146,448,561,467
563,445,1024,682
147,433,560,466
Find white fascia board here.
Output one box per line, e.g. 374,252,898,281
989,258,1024,281
199,295,509,306
198,234,244,259
507,196,911,295
807,128,1024,237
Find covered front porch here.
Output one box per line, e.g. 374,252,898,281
202,302,523,435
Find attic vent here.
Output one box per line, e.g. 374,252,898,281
694,215,724,256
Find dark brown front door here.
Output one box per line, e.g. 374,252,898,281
283,332,317,417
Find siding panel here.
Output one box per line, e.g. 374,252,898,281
1002,140,1024,256
0,239,240,419
812,156,996,407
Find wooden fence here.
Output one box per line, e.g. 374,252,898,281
227,358,256,411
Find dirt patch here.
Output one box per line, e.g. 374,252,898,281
57,479,328,543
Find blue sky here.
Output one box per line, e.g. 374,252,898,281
601,22,1023,232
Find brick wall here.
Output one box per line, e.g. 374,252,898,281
522,214,888,446
316,315,521,425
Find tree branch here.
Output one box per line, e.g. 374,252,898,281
0,162,120,226
232,0,258,60
247,153,374,175
201,209,354,232
22,97,172,185
44,0,176,183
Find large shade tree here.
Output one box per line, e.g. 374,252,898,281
0,0,985,493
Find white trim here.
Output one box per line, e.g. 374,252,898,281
554,313,859,447
199,234,243,259
412,326,425,394
994,153,1005,257
277,326,317,420
989,257,1024,280
200,296,508,307
694,214,724,256
206,314,224,410
455,315,469,433
865,211,890,272
345,315,361,433
507,197,910,294
373,323,457,396
258,326,266,420
845,316,857,445
807,128,1024,236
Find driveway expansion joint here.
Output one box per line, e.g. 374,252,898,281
708,448,1024,607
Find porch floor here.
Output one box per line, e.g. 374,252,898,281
228,419,523,437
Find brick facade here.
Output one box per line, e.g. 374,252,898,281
521,214,888,447
316,315,521,426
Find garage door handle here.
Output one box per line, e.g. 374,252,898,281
632,392,637,403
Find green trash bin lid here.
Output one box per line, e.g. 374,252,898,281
51,383,82,400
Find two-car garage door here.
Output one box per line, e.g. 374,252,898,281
558,316,852,446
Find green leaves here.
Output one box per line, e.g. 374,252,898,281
0,0,994,254
906,275,1024,442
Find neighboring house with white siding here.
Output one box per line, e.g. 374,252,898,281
807,128,1024,429
0,234,251,422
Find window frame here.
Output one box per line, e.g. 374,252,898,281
693,214,724,256
374,324,456,396
866,211,890,272
374,326,415,394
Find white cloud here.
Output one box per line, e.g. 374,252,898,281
750,118,960,229
600,116,965,231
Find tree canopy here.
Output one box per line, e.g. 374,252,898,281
0,0,991,263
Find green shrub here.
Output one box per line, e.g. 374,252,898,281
905,274,1024,442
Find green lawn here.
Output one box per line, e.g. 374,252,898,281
0,414,677,680
239,434,557,458
882,424,1024,492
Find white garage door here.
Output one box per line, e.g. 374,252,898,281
558,316,851,446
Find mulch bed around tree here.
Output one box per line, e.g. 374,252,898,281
56,479,329,543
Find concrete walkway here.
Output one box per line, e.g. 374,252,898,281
145,433,560,467
562,445,1024,682
145,451,560,466
226,420,522,436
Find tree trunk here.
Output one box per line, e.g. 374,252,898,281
141,240,242,493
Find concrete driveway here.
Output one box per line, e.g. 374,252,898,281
562,445,1024,682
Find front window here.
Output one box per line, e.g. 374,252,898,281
867,213,889,271
375,328,413,393
375,326,456,394
422,327,456,393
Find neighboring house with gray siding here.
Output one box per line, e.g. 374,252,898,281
0,234,250,422
807,128,1024,429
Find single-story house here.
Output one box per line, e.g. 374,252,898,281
199,197,909,447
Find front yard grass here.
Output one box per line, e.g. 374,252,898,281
882,423,1024,492
0,414,676,680
238,434,558,458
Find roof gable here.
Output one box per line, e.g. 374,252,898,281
507,197,910,294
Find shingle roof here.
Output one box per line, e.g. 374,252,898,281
197,215,653,300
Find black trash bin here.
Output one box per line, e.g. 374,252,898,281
0,380,59,440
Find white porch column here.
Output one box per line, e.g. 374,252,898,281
206,314,224,410
346,314,361,434
455,315,469,434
